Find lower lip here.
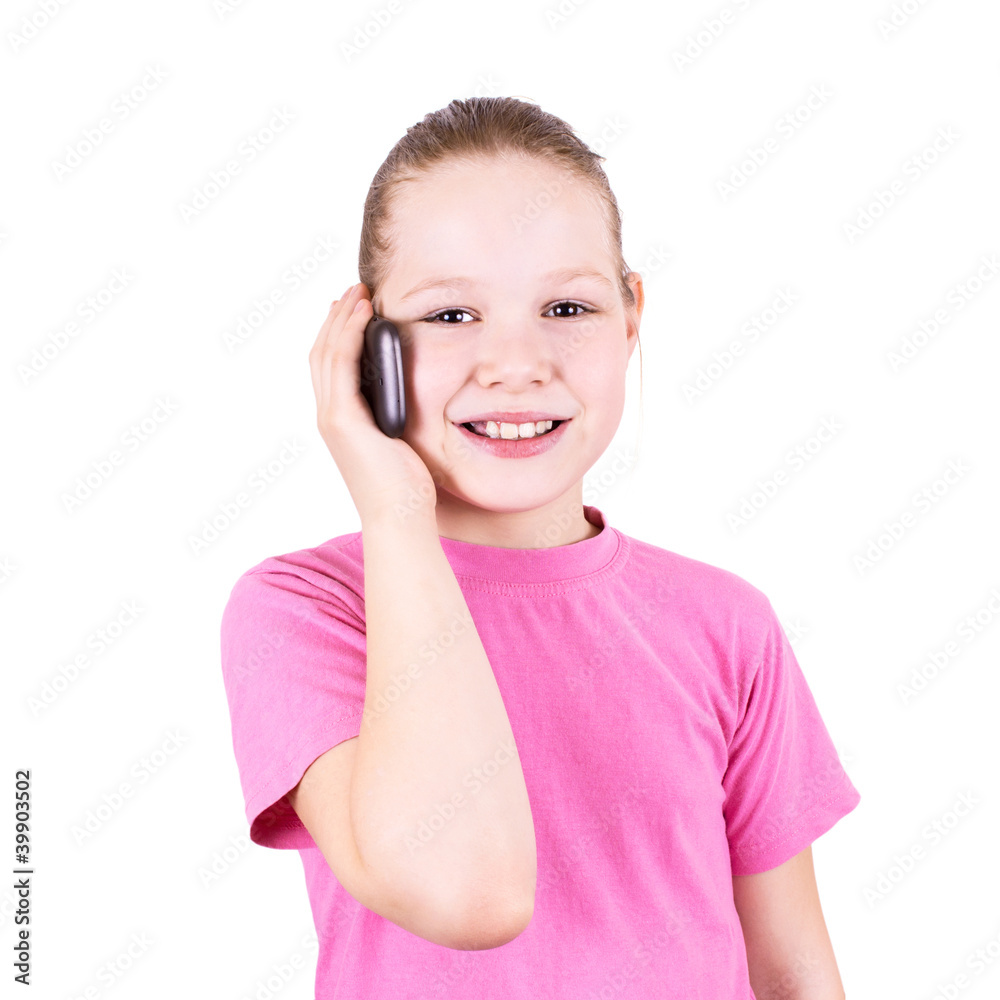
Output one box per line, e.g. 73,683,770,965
455,420,570,457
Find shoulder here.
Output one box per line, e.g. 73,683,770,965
222,530,367,625
615,531,780,704
622,532,773,626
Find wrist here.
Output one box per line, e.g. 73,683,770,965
361,503,439,538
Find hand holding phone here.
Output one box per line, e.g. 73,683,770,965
309,283,436,526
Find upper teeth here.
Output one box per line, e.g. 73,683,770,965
470,419,556,439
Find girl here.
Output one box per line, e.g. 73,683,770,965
220,95,860,999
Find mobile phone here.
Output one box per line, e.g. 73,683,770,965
360,313,406,438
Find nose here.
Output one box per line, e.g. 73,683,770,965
472,317,554,390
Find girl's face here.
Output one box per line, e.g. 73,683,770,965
373,155,643,547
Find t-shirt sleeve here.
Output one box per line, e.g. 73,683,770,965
219,566,367,850
722,598,860,875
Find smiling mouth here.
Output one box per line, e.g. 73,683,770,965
460,419,566,439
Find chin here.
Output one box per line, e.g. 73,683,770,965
438,484,560,515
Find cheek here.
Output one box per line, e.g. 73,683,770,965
403,349,460,428
588,378,627,415
566,335,626,402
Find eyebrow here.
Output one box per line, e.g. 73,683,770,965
400,266,615,302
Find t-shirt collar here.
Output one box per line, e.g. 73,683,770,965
437,505,621,589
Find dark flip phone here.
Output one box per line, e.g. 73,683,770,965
360,313,406,438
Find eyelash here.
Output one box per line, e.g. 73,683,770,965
422,301,596,324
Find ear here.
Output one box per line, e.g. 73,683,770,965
624,271,644,359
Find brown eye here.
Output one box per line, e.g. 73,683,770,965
547,301,594,318
426,308,473,324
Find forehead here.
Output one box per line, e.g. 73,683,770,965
383,156,612,283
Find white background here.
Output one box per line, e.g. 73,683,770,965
3,0,999,997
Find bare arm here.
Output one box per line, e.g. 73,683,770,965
354,507,536,943
732,845,846,1000
290,505,537,949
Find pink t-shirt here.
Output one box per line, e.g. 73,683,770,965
220,504,860,998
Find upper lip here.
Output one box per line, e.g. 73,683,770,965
455,412,571,424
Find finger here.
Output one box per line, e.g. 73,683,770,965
329,294,370,408
323,286,362,404
310,287,357,398
310,301,344,406
312,286,369,420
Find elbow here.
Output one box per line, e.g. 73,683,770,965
362,835,537,950
436,883,535,950
431,858,536,950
